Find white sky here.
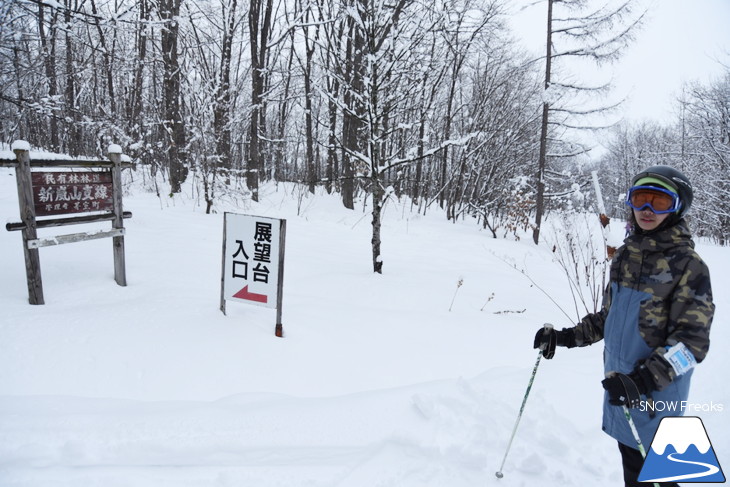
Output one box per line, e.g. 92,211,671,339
507,0,730,124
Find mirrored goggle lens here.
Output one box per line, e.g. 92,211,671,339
627,187,678,213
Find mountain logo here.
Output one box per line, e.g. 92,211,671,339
638,416,725,483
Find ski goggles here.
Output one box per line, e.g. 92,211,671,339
625,185,680,214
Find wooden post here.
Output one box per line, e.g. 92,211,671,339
108,146,127,286
219,214,228,316
275,219,286,337
13,143,44,304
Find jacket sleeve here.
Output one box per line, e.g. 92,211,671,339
644,253,715,390
563,283,612,347
575,301,608,346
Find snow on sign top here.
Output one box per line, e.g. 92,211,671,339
108,144,122,154
11,140,31,151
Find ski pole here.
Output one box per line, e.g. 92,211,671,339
622,405,660,487
495,324,551,479
622,405,648,457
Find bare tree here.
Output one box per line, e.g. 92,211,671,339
128,0,149,158
181,0,244,212
37,2,60,150
214,0,240,176
456,47,543,234
681,70,730,243
339,0,366,210
328,0,506,272
532,0,645,244
248,0,275,202
316,0,344,194
288,0,320,193
598,69,730,245
159,0,188,193
62,0,82,155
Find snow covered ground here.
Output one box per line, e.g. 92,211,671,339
0,154,727,486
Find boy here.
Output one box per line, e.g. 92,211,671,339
534,166,715,486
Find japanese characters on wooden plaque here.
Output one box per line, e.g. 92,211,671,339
31,171,114,216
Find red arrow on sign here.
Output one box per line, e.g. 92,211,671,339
232,285,268,303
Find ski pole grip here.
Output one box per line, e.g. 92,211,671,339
537,324,554,352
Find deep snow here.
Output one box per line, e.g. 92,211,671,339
0,153,726,486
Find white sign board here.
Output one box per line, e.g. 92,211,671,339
221,213,285,312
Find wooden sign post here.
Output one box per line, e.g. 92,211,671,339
12,142,44,304
3,141,134,304
109,150,127,286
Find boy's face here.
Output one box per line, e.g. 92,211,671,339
633,208,670,232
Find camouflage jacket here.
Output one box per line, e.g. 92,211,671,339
569,219,715,391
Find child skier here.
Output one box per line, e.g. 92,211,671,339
533,165,715,487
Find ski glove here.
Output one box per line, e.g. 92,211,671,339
602,365,654,408
533,326,576,359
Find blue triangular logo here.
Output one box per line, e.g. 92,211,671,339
638,416,726,483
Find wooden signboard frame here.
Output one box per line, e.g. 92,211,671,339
2,142,134,304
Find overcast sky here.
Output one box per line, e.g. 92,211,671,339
507,0,730,124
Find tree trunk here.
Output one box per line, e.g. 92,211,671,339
371,179,384,273
130,0,148,139
38,3,59,150
90,0,116,115
414,115,425,202
440,66,459,211
533,0,553,245
214,0,238,175
160,0,187,193
304,23,316,193
275,43,294,182
324,13,343,195
326,87,339,194
340,7,364,210
64,0,80,156
248,0,274,202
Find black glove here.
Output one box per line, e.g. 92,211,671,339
602,365,654,408
533,326,576,359
534,326,557,359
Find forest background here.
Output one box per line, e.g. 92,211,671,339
1,0,728,261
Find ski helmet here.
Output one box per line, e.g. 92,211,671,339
631,165,693,218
